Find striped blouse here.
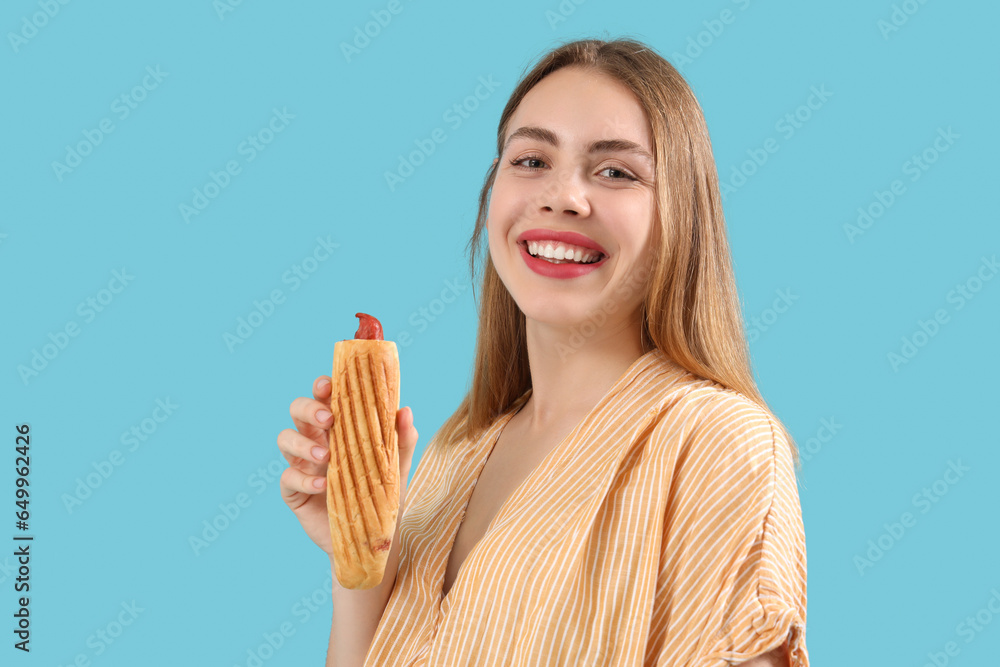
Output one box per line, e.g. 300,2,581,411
364,349,808,666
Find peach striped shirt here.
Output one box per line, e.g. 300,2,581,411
364,349,808,666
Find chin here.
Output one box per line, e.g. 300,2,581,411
512,291,605,329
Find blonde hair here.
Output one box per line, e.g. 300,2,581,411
438,37,798,463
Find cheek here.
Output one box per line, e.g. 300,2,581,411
490,172,546,226
486,180,520,242
628,195,657,251
487,178,514,219
602,196,655,254
484,211,509,268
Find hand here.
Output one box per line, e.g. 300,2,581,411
278,375,419,556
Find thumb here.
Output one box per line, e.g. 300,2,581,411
395,406,419,470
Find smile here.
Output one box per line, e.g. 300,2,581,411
517,241,608,279
523,240,603,264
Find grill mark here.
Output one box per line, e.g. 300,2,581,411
332,375,366,583
359,351,393,537
347,354,380,546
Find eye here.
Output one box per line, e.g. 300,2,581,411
510,155,638,181
598,164,637,181
509,154,547,170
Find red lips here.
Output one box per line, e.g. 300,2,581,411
515,229,608,256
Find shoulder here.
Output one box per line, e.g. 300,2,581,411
678,386,782,449
643,363,792,478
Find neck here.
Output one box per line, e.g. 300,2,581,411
520,311,648,430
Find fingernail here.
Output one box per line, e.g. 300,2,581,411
318,379,330,391
311,446,327,461
312,478,324,489
316,410,332,422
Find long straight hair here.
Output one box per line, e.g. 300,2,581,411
437,38,798,462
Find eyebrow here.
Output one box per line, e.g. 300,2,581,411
502,125,654,163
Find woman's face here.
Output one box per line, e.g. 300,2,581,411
487,65,657,335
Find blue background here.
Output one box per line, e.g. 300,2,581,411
2,0,998,665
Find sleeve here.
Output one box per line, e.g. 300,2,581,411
650,392,808,667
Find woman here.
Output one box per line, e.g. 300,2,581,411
279,38,808,666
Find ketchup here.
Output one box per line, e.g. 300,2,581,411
353,313,384,340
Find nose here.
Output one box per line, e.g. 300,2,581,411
537,169,591,217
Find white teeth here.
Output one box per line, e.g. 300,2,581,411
524,239,603,264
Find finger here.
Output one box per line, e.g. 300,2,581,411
280,465,327,497
396,406,419,467
277,428,329,475
312,375,332,402
290,396,333,435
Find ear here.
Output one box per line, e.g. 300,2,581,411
492,157,498,166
